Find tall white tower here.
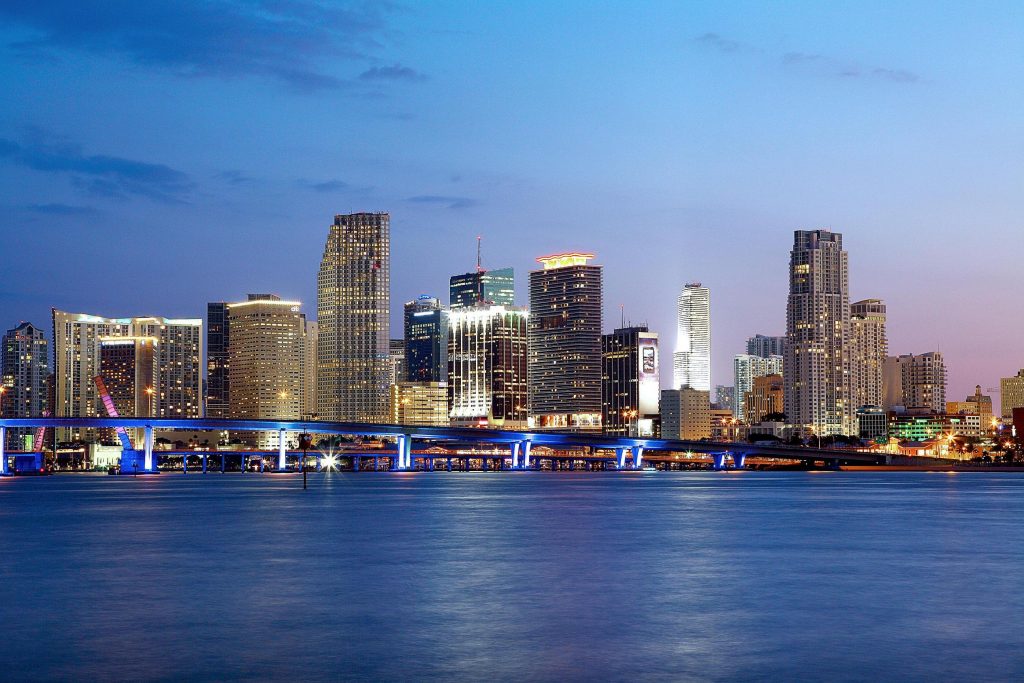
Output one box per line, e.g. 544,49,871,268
673,283,711,391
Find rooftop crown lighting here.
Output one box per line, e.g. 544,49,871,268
536,253,596,269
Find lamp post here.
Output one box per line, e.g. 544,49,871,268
299,431,313,490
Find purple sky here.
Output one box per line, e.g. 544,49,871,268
1,1,1021,400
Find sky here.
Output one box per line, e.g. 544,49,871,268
0,0,1021,400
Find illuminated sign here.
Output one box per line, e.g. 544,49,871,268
638,334,660,416
536,253,595,270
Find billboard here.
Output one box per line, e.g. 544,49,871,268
638,333,660,415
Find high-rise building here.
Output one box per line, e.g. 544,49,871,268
317,212,390,423
947,385,993,428
52,310,202,439
856,406,888,441
744,373,784,425
404,296,448,383
448,304,529,428
528,253,603,431
849,299,887,410
390,382,449,426
714,385,735,412
2,322,50,449
225,295,308,448
999,370,1024,420
303,320,318,418
884,352,946,413
98,337,157,417
746,334,786,358
601,326,660,437
784,229,852,436
450,267,515,309
388,339,406,387
733,354,784,421
673,283,711,391
205,302,230,419
660,387,711,440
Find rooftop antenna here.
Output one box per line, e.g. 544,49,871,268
476,235,484,273
620,303,625,328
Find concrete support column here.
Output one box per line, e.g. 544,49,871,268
143,425,154,472
733,453,747,469
0,426,7,476
277,429,287,471
353,456,360,472
616,447,627,469
713,453,727,470
510,442,521,469
395,435,412,470
202,454,207,474
241,454,247,473
446,457,452,472
633,446,645,470
183,454,187,474
522,441,532,469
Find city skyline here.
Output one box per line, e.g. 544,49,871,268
1,2,1022,399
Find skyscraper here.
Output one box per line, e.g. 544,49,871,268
746,334,786,358
449,267,515,309
660,387,711,440
673,283,711,391
601,326,660,437
317,212,390,423
2,322,50,449
404,295,448,382
528,253,603,431
733,353,784,421
98,337,157,417
448,304,528,428
226,295,308,446
884,352,946,414
303,320,318,419
206,302,230,418
784,229,852,436
1000,370,1024,420
849,299,887,410
745,373,785,425
52,310,202,440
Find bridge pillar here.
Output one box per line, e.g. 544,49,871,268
732,453,747,469
522,441,532,469
260,456,264,473
616,447,627,469
0,426,7,476
395,435,412,470
143,425,154,472
241,453,246,473
510,442,521,469
633,446,645,470
277,429,287,471
202,454,207,474
482,456,488,472
353,456,360,472
713,453,727,470
183,454,187,474
221,454,226,473
446,457,452,471
373,455,379,471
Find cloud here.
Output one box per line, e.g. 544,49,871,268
0,0,401,91
359,64,428,83
0,136,194,202
697,33,921,85
216,169,255,184
299,178,350,192
25,202,100,216
407,195,477,210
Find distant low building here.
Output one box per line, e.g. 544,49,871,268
390,382,448,426
661,387,710,440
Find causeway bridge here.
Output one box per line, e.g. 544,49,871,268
0,417,884,475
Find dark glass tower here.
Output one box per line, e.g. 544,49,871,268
403,295,448,382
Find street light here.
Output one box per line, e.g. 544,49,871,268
145,386,155,417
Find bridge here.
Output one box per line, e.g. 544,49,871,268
0,416,884,475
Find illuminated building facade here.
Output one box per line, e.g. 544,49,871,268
784,229,852,436
388,339,406,387
390,382,449,426
1,322,49,449
999,370,1024,420
528,253,603,431
660,387,711,440
450,267,515,309
205,302,230,418
404,295,448,382
448,304,528,428
746,334,785,358
946,385,993,428
98,337,157,417
673,283,711,391
303,320,318,418
744,373,784,425
884,352,946,413
850,299,887,410
733,353,783,421
317,212,390,423
52,310,202,439
601,326,660,437
226,295,307,448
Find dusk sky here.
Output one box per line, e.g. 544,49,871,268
1,1,1021,399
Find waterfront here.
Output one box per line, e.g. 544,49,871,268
2,472,1023,681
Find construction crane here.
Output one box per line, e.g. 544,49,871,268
93,376,134,451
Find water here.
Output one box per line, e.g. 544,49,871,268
2,471,1023,681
